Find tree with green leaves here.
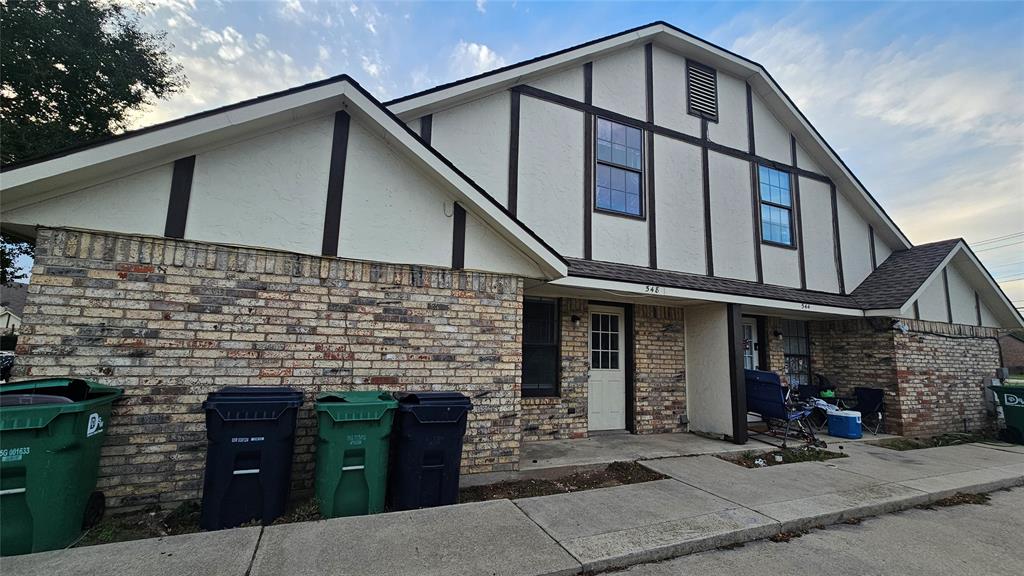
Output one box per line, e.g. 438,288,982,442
0,0,187,281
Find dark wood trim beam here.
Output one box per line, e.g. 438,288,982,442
164,155,196,239
830,182,846,294
943,267,953,323
452,202,466,270
727,303,748,444
512,84,833,184
321,110,351,257
746,82,756,155
749,162,763,283
702,119,714,276
975,291,982,326
645,44,657,269
914,300,920,320
583,62,594,260
791,135,806,289
420,114,432,145
869,225,878,269
508,91,520,217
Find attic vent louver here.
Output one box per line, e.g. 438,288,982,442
686,61,718,122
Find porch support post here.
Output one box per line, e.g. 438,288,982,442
726,303,748,444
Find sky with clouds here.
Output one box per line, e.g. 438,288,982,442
126,0,1023,310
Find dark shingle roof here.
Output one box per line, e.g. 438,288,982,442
566,258,860,309
850,239,961,309
1,283,29,317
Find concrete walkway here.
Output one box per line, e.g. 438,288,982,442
5,441,1022,576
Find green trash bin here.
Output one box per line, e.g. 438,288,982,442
315,391,397,518
1,378,123,556
989,385,1024,444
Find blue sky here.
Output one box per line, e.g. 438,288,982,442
126,0,1023,308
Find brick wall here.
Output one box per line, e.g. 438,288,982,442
804,317,999,437
521,301,686,439
634,305,686,434
893,319,1001,437
15,228,524,509
521,298,588,441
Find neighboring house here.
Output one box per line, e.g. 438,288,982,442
1001,332,1024,374
0,282,28,335
1,22,1020,509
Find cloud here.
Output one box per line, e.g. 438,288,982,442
278,0,304,22
449,40,506,78
476,0,487,14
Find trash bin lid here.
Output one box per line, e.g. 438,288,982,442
395,391,471,406
394,392,472,423
0,394,75,406
316,391,397,422
203,386,303,421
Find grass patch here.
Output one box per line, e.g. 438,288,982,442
924,492,991,508
769,529,808,543
77,501,201,547
871,433,994,451
459,461,666,502
716,446,847,468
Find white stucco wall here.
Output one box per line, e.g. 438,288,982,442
186,116,333,255
591,45,646,120
795,143,824,174
592,212,648,266
528,66,585,100
798,177,840,292
980,300,998,327
707,70,747,152
945,264,976,325
685,303,734,437
709,153,756,281
337,117,453,268
3,164,173,237
874,233,894,265
751,92,790,165
761,244,801,288
651,45,700,137
431,91,511,205
916,275,948,321
517,96,585,258
653,135,705,274
837,191,874,290
464,211,544,278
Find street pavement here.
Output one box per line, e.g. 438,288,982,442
612,486,1023,576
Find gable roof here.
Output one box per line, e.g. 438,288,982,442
384,21,911,252
856,238,1023,328
851,239,960,309
0,75,567,279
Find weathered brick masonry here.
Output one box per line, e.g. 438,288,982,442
521,300,686,439
15,228,524,509
806,318,999,436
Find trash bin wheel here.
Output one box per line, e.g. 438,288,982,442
82,491,106,529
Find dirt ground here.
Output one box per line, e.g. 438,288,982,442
871,433,996,451
458,461,666,502
716,446,847,468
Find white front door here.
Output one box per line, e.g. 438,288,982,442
588,306,626,431
742,318,759,370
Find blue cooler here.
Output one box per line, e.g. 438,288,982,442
827,410,862,439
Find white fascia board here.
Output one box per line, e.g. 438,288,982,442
1,82,350,197
898,242,963,317
957,245,1024,328
337,85,566,280
551,276,864,317
387,29,659,118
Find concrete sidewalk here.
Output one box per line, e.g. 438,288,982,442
6,442,1023,576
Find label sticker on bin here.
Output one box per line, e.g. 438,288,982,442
0,447,30,462
86,413,104,437
231,436,265,443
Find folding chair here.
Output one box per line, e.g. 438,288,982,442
849,387,885,434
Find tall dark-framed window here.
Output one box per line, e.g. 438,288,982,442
782,319,810,389
758,165,795,247
523,297,560,397
595,117,644,218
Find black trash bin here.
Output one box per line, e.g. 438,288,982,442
387,392,472,511
200,387,303,530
